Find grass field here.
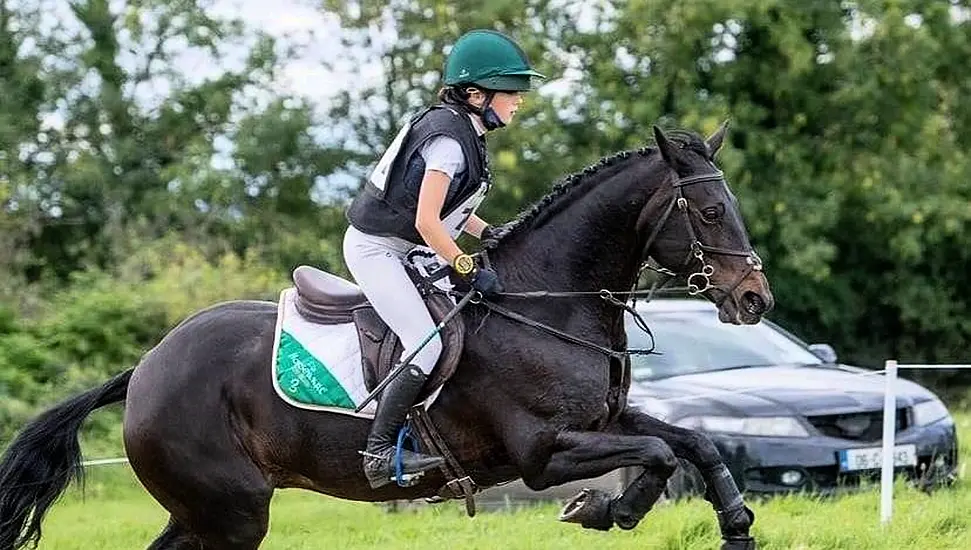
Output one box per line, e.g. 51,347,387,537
24,413,971,550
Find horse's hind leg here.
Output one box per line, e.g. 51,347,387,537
140,483,271,550
147,519,202,550
128,432,272,550
147,507,270,550
137,470,271,550
192,487,271,550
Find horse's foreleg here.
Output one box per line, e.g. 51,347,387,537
616,408,756,550
517,430,678,531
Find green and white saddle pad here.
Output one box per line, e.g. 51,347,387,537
271,287,378,418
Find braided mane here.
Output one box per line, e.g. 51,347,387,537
484,130,708,249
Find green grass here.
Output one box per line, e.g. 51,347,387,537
26,413,971,549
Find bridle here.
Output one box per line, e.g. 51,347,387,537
429,168,764,360
636,169,763,306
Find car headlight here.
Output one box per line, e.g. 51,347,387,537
674,416,810,438
912,399,950,426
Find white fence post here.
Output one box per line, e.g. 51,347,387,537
879,359,898,526
878,361,971,527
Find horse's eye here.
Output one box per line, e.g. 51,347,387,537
701,205,724,223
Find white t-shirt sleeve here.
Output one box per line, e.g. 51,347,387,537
419,136,466,179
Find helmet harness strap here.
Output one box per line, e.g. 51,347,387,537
479,90,506,131
463,86,505,131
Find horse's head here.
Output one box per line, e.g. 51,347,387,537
643,123,773,324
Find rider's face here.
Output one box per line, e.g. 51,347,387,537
489,91,524,124
467,89,524,124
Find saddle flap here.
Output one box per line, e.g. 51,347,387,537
354,292,465,402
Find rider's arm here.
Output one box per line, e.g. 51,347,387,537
415,170,465,266
463,214,489,239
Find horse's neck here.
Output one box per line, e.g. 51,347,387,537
496,157,661,294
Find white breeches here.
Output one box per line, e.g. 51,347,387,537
342,225,443,375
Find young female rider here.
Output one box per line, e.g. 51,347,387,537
344,29,545,489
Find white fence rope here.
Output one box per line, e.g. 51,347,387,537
80,457,129,467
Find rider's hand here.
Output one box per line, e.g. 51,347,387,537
452,254,503,298
469,266,502,297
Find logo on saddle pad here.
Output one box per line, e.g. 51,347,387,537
271,265,464,417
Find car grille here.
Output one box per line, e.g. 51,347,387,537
806,408,909,441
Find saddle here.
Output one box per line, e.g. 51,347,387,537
290,265,464,401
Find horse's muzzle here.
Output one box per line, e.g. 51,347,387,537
715,273,773,325
742,291,769,316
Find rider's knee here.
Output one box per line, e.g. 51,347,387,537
412,333,443,375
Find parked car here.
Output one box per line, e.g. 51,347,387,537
623,298,958,499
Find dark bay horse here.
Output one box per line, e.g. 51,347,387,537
0,124,773,550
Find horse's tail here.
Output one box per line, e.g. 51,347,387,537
0,367,134,550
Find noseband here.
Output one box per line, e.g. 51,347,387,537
639,169,763,306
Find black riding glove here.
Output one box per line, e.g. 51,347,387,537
452,253,503,298
470,265,503,298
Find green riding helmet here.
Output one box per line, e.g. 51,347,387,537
443,29,546,92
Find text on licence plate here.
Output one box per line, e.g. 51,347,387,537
838,444,917,472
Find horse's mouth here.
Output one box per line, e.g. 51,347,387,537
717,290,767,325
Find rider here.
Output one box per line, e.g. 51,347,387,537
344,29,545,488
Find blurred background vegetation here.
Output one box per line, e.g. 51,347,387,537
2,0,971,442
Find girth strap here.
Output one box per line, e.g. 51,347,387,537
409,404,477,517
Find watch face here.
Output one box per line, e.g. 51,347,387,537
454,254,475,275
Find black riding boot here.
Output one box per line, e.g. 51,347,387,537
362,365,444,488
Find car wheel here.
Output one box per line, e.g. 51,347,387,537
916,451,959,493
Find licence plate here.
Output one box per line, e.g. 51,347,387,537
837,444,917,472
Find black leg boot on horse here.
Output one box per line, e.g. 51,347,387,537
362,365,444,488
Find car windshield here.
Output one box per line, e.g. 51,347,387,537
627,308,823,381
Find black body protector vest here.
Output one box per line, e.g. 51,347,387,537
346,105,491,246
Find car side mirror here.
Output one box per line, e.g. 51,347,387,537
808,343,837,363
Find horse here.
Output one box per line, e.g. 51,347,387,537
0,123,773,550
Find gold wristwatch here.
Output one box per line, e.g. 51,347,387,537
452,253,475,276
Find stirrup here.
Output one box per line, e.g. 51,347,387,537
363,424,443,489
362,451,440,489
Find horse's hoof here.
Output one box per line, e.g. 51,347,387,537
722,536,756,550
558,488,614,531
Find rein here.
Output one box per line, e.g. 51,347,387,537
468,287,659,360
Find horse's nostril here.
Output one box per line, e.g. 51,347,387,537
743,291,766,315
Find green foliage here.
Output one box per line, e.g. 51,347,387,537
0,236,290,444
1,0,358,283
113,236,290,321
35,275,169,379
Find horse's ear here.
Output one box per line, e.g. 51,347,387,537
652,125,677,167
706,119,730,158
